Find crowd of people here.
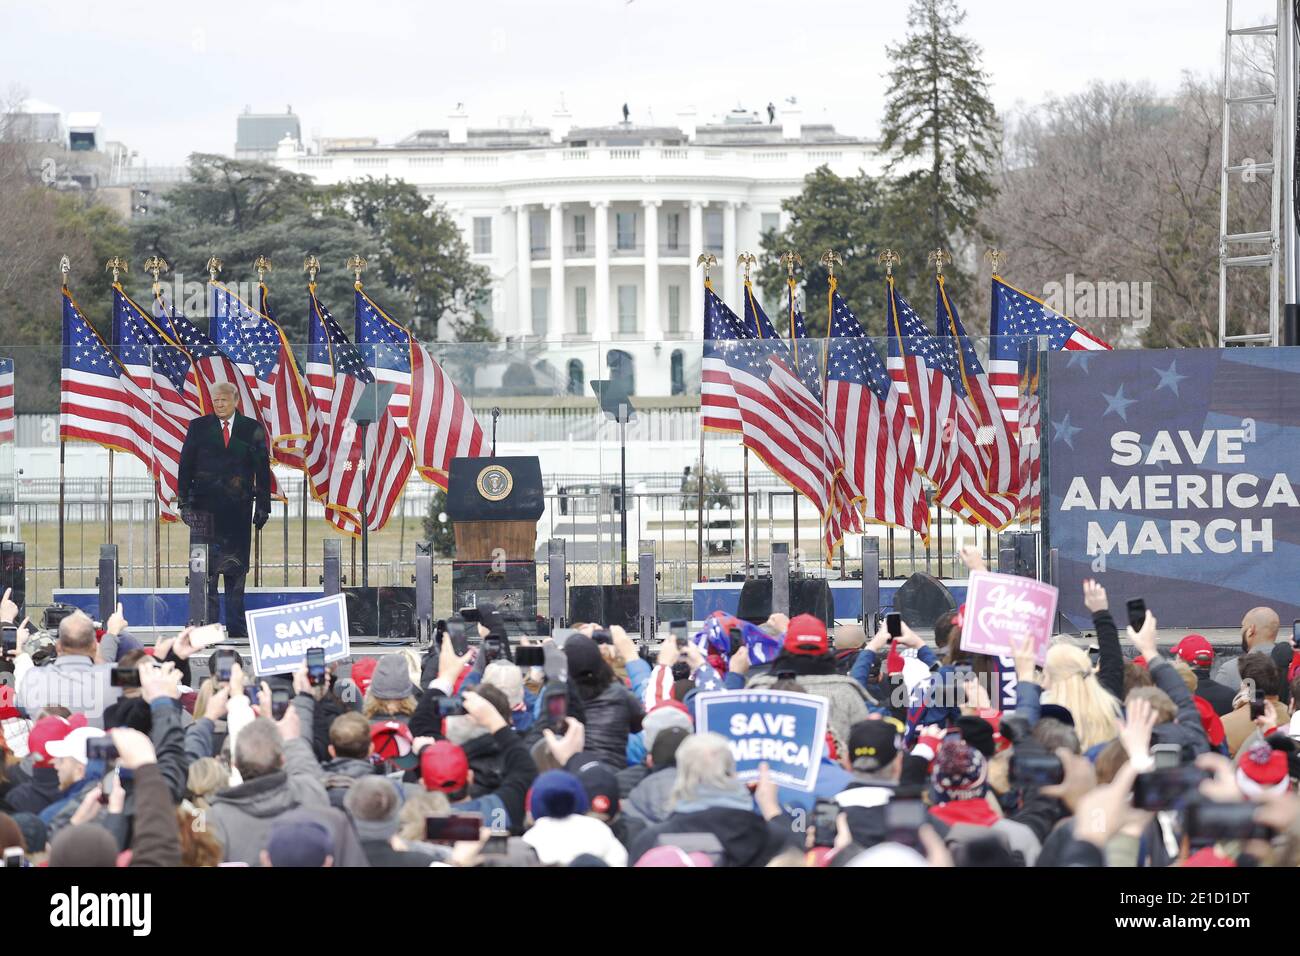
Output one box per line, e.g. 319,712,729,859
2,546,1299,868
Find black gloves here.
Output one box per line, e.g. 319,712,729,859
254,506,270,530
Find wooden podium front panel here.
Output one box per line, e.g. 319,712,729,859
452,521,537,561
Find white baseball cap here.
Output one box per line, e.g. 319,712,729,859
44,727,105,764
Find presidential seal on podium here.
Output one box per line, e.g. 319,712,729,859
476,463,514,502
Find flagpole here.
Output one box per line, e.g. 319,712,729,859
927,250,952,579
820,249,846,576
303,257,320,588
58,256,71,589
148,256,172,592
778,251,803,558
737,253,757,579
695,254,716,583
103,257,129,548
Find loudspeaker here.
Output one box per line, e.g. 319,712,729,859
0,541,25,613
997,531,1039,579
893,572,957,630
736,577,835,630
568,584,640,631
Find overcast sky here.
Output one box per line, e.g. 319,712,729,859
1,0,1260,165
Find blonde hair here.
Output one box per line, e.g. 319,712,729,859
363,694,417,719
193,677,216,723
398,790,451,841
1170,659,1198,695
1042,644,1122,750
186,757,230,810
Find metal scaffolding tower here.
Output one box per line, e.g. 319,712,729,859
1218,0,1298,346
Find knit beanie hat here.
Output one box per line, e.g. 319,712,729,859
528,770,590,820
1235,743,1289,800
929,738,989,803
643,700,694,751
369,655,416,701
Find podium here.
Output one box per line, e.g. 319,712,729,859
445,456,545,636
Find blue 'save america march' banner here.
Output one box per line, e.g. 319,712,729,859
1047,348,1300,628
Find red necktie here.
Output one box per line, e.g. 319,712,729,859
222,418,230,448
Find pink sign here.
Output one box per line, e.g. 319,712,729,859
959,570,1059,663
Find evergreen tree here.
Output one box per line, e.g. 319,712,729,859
880,0,999,300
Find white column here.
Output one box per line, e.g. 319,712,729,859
547,202,564,342
593,200,611,342
514,204,531,337
722,200,738,313
689,200,706,337
642,199,662,341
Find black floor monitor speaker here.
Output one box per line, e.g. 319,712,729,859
0,542,25,613
568,584,640,632
893,572,957,630
736,577,834,630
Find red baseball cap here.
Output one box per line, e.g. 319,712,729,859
1172,635,1214,668
369,720,413,763
783,614,828,656
350,658,378,697
420,740,470,793
27,714,86,767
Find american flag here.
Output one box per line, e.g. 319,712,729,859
700,288,745,435
355,290,484,489
61,290,188,518
355,291,411,432
0,358,14,445
153,292,260,420
824,289,928,538
779,286,861,554
307,290,413,535
888,278,1016,529
935,276,1017,497
112,287,200,425
989,275,1111,431
702,283,832,520
211,281,315,469
1017,349,1042,523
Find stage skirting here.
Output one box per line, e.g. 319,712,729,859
691,579,969,625
52,580,972,632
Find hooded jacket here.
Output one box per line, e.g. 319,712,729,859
746,670,872,746
1,765,62,815
320,756,379,810
622,766,678,825
577,681,645,770
1146,656,1211,758
626,786,795,867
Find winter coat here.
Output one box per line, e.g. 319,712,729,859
320,756,379,810
206,736,366,866
747,671,871,745
576,681,645,770
622,766,677,825
627,789,795,867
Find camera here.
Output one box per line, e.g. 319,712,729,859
1184,801,1272,841
1009,751,1065,787
110,665,141,688
86,737,120,764
436,696,467,717
1132,766,1208,811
